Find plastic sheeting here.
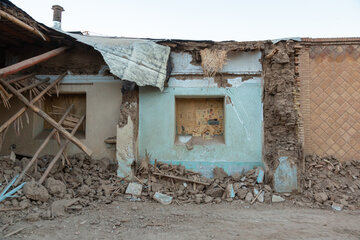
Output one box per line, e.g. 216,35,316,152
67,33,171,91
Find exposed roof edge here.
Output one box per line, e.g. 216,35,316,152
302,37,360,43
57,32,171,91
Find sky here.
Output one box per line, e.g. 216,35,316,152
11,0,360,41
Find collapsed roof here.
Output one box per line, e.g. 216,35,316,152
0,0,171,91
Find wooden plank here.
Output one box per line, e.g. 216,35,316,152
38,115,85,184
0,47,67,77
0,73,66,134
14,104,74,186
152,172,210,186
0,77,92,156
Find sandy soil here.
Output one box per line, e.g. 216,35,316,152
3,200,360,240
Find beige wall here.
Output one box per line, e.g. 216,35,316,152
0,80,122,160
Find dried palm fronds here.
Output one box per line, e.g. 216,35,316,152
200,48,228,77
0,83,11,108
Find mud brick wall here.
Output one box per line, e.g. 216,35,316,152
263,41,301,177
299,40,360,161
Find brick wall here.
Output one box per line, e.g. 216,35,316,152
300,41,360,161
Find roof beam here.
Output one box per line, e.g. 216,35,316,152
0,10,48,41
0,47,68,77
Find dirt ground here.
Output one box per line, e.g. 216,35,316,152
3,200,360,240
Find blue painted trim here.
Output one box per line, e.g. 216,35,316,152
36,75,121,83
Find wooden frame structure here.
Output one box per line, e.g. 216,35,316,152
0,47,93,185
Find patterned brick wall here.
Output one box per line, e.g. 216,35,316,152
301,44,360,161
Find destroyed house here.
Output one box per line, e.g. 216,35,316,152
1,0,360,193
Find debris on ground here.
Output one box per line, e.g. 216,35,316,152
125,182,143,197
272,195,285,203
153,192,173,205
292,155,360,210
1,153,360,225
23,181,50,202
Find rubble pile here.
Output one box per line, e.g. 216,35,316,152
132,160,276,205
1,153,360,224
298,155,360,210
0,154,120,216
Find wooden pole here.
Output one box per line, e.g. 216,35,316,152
0,73,66,134
0,10,48,41
39,115,85,184
14,104,74,186
152,172,210,186
0,47,67,77
2,78,50,102
0,78,92,156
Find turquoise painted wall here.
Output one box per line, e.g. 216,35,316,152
139,79,263,177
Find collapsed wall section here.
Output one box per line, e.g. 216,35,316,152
116,40,302,189
262,41,302,190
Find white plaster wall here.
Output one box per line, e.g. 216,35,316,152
0,77,122,160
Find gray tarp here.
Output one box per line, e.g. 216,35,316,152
67,33,171,91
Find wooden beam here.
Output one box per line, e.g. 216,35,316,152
152,172,210,186
39,115,85,184
0,78,92,156
14,104,74,186
0,47,68,77
0,73,67,134
0,10,48,41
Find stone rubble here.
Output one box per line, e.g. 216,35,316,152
292,155,360,210
1,153,360,224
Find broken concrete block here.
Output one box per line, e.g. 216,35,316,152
256,167,265,184
205,187,223,198
195,194,203,204
331,202,343,211
77,185,91,197
125,182,143,197
236,189,248,200
231,173,241,181
153,192,172,205
204,195,214,203
272,195,285,203
213,167,228,180
274,156,297,192
45,177,66,198
245,192,254,203
314,192,328,203
23,181,50,202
